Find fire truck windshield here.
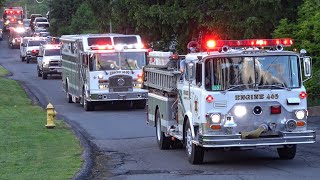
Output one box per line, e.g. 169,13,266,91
4,14,22,20
204,55,300,91
28,40,46,46
93,52,146,71
45,49,60,56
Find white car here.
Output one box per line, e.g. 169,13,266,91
37,44,61,79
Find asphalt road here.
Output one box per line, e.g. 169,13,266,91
1,35,320,180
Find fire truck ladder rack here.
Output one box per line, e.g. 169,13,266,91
143,67,180,93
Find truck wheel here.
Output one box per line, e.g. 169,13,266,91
21,56,25,62
185,119,204,164
66,82,73,103
42,72,48,79
156,109,171,149
83,89,94,111
37,66,41,77
277,145,296,160
26,58,30,64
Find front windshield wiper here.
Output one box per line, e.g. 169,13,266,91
125,58,134,74
222,83,256,93
256,83,290,90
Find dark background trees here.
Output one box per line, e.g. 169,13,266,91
3,0,320,103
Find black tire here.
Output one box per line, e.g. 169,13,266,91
37,66,41,77
277,145,296,160
83,88,94,111
184,119,204,164
42,72,48,79
156,109,171,149
135,100,146,109
26,58,30,64
66,82,73,103
21,56,25,61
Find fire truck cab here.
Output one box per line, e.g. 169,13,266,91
143,38,316,164
60,34,148,111
2,7,24,31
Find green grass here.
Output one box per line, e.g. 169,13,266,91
0,66,83,179
0,65,9,76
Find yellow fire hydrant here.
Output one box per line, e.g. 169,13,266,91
46,103,57,129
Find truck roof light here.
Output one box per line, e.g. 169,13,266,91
299,91,307,99
135,43,144,49
205,38,293,49
206,95,214,103
206,40,216,49
90,45,114,50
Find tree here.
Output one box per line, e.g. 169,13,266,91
70,1,98,34
273,0,320,105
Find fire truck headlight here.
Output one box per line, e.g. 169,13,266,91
211,114,221,124
234,106,247,117
99,85,108,89
98,74,103,79
295,110,305,120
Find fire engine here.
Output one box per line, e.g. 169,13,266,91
143,38,316,164
2,7,24,31
60,34,148,111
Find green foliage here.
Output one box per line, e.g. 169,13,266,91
48,0,303,52
273,0,320,104
70,1,98,34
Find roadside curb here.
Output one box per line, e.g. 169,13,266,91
16,79,94,179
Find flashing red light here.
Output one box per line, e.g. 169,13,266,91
206,95,214,103
137,73,143,78
91,44,114,50
204,38,293,49
206,40,216,49
299,91,307,99
11,19,15,22
10,11,13,14
271,105,281,114
17,11,20,13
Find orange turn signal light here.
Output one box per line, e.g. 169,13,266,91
296,121,306,127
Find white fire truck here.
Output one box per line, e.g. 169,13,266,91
60,34,148,111
143,38,316,164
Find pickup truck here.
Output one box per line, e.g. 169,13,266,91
20,37,46,63
36,44,61,79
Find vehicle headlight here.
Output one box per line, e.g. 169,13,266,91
99,84,108,89
234,106,247,117
43,61,49,66
98,74,103,79
26,51,31,54
295,110,305,120
210,114,221,124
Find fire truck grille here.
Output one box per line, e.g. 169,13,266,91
109,75,133,92
49,60,61,66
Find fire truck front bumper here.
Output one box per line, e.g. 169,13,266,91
194,130,316,148
89,90,148,101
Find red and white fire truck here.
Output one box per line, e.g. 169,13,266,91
143,38,316,164
2,7,24,31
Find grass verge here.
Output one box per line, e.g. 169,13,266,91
0,66,83,179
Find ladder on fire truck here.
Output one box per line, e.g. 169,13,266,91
143,53,182,93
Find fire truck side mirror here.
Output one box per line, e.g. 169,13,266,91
186,62,195,81
303,57,312,77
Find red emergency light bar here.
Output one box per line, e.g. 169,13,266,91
206,38,293,49
5,10,22,14
90,45,114,50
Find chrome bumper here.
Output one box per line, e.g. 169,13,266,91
194,130,316,148
89,91,148,102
